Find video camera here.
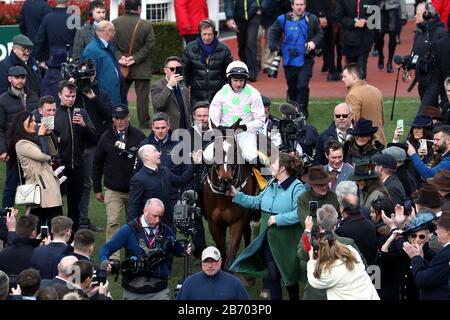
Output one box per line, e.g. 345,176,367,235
278,102,307,152
393,53,419,72
173,190,202,236
0,207,12,217
114,141,138,159
61,45,95,92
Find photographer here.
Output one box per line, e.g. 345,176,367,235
268,0,323,119
93,105,146,260
100,198,191,300
397,2,446,106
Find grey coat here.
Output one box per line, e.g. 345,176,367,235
72,23,96,62
324,163,354,192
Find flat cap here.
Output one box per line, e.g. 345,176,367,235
8,66,28,76
12,34,33,47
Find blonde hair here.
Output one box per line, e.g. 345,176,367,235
313,236,358,279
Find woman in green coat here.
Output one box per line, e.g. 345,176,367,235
229,153,306,300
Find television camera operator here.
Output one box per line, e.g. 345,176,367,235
268,0,323,119
394,2,446,108
99,198,192,300
62,58,113,232
278,101,319,168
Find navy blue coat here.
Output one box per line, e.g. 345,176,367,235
126,165,194,225
30,242,69,280
0,237,40,280
33,7,76,62
82,35,126,105
0,52,42,96
19,0,52,44
411,244,450,300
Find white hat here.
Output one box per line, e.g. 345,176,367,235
201,246,221,262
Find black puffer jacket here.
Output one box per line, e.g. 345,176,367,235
225,0,263,21
182,40,233,106
0,87,39,154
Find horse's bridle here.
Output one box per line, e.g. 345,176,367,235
206,163,250,195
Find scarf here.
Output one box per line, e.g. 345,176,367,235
197,36,219,64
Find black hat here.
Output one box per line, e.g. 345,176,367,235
349,160,381,181
112,104,129,118
371,153,397,170
261,96,271,106
410,114,433,128
421,106,443,121
12,34,33,48
413,184,445,208
347,118,378,136
8,66,27,76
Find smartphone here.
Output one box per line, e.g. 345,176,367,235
419,139,428,153
175,66,183,76
73,108,81,116
40,225,49,238
309,201,318,217
403,199,413,216
41,116,54,130
396,119,404,134
94,269,107,286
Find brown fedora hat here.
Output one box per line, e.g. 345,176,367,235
427,169,450,193
413,184,445,208
437,211,450,229
302,165,330,185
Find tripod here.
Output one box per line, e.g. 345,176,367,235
390,66,401,120
174,236,192,297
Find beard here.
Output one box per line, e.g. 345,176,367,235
436,142,447,154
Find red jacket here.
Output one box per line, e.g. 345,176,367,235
174,0,209,36
433,0,450,29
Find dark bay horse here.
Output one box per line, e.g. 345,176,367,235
202,124,259,269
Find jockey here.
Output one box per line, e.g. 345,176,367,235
204,61,265,163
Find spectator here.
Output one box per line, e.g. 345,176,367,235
225,0,264,81
40,49,65,101
72,0,107,62
335,194,378,265
297,204,364,300
427,168,450,211
65,229,95,262
342,63,386,146
298,166,340,230
30,216,73,280
55,81,96,232
40,255,78,289
70,259,110,300
0,34,41,96
151,56,191,130
0,215,41,284
30,96,59,160
403,211,450,300
349,160,390,209
314,102,353,165
205,61,265,163
82,21,126,106
336,0,379,79
36,286,59,300
382,144,417,197
407,125,450,179
174,0,208,44
177,246,250,300
306,231,379,300
100,198,191,300
33,0,76,66
93,105,146,260
323,139,354,192
17,268,41,300
230,153,306,300
258,96,280,142
372,153,406,205
0,270,9,300
413,183,444,216
127,144,194,227
8,110,63,228
268,0,323,118
182,18,233,107
421,105,444,125
344,118,382,166
18,0,52,45
432,0,450,29
0,66,39,208
113,0,155,128
259,0,279,75
369,196,394,247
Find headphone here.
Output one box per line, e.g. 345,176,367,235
198,18,218,37
423,2,436,21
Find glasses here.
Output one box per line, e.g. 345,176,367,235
167,67,181,72
334,114,349,119
16,46,32,53
410,233,426,240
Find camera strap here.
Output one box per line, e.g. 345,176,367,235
128,219,163,256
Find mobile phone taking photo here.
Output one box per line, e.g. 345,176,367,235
175,66,183,76
309,201,318,216
93,269,107,286
40,225,49,238
403,199,413,216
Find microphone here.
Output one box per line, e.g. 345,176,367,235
279,102,299,117
393,55,405,66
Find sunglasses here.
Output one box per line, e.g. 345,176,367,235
334,114,349,119
410,233,426,240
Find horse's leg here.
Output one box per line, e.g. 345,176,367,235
226,217,248,269
207,219,228,268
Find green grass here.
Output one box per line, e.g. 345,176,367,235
0,96,420,300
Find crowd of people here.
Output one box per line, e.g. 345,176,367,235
0,0,449,301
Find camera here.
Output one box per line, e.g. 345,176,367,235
114,141,138,159
267,54,282,78
0,207,11,217
278,103,307,152
305,47,323,57
173,190,202,236
61,55,96,92
288,48,299,58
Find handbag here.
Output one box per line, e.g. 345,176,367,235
120,19,141,79
14,157,41,206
